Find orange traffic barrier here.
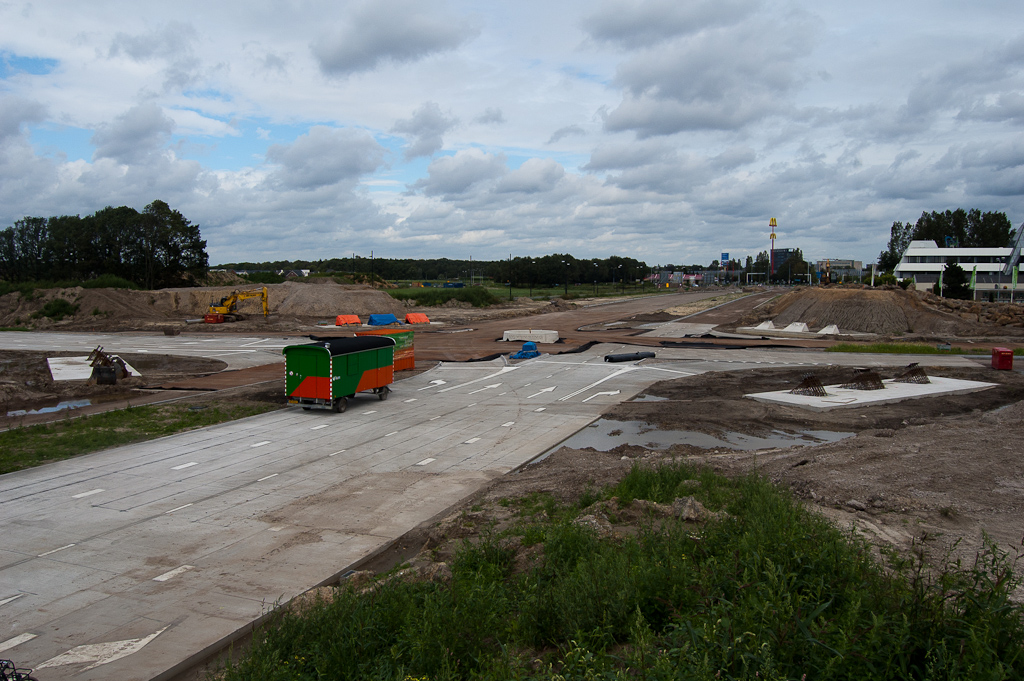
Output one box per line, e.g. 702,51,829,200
335,315,361,326
405,313,430,324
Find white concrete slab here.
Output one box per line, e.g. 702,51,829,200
641,322,715,338
817,324,841,335
47,356,141,381
502,329,559,343
745,376,996,411
783,322,809,332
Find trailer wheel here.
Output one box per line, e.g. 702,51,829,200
333,397,348,413
378,387,389,401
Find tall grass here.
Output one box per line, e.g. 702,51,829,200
827,342,1024,356
389,287,501,308
220,463,1024,680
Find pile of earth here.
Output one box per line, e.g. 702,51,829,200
0,281,408,330
739,287,974,335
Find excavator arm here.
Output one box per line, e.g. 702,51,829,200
205,286,269,322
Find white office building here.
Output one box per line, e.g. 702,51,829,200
894,240,1022,300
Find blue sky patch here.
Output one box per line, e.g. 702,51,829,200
1,51,58,77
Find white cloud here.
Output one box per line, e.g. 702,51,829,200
265,126,386,190
311,0,479,76
91,103,175,164
391,101,458,159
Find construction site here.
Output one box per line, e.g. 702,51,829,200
2,279,1024,679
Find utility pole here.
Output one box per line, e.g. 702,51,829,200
509,253,513,301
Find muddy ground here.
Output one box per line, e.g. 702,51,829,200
357,363,1024,600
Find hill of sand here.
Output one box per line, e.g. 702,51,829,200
0,281,408,330
743,287,972,336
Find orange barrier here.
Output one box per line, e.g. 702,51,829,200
335,315,361,326
405,313,431,324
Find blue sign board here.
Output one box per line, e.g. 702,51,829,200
721,252,729,263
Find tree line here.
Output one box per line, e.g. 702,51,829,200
878,209,1015,271
0,201,208,289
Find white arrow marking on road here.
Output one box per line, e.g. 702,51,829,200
418,379,447,391
438,366,518,393
36,626,168,670
558,367,635,402
0,633,36,653
527,386,556,399
582,390,620,403
468,383,501,394
0,594,24,607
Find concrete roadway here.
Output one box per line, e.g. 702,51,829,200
0,340,985,679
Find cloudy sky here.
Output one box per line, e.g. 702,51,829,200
2,0,1024,266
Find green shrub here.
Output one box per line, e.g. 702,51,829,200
243,272,286,284
33,298,79,320
81,274,139,289
389,286,500,307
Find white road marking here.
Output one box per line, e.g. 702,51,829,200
582,390,621,403
36,626,168,671
468,383,501,395
72,488,104,499
430,416,441,420
464,437,481,444
534,407,546,412
404,398,418,403
165,504,192,514
363,410,377,415
310,424,329,430
467,403,476,407
172,462,198,470
38,544,75,557
257,473,278,481
251,441,270,447
558,368,634,402
0,633,37,653
498,392,507,395
415,458,436,466
153,565,194,582
385,431,398,437
0,594,24,607
527,386,556,398
418,379,447,391
329,450,345,456
438,366,518,393
501,421,515,427
268,526,284,531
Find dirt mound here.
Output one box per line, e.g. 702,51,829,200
201,271,248,286
754,287,970,335
0,282,407,329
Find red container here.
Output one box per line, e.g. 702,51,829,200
991,347,1013,370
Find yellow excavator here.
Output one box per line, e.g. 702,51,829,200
204,287,269,323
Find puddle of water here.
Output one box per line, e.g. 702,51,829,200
7,399,93,417
5,393,130,418
541,419,853,458
631,394,669,402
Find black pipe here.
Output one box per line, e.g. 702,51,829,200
604,351,656,363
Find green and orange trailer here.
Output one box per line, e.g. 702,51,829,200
283,336,396,412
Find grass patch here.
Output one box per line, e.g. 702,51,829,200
827,342,1024,356
0,403,278,474
219,462,1024,680
389,286,501,308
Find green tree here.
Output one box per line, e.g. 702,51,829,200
878,221,913,271
942,259,972,300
